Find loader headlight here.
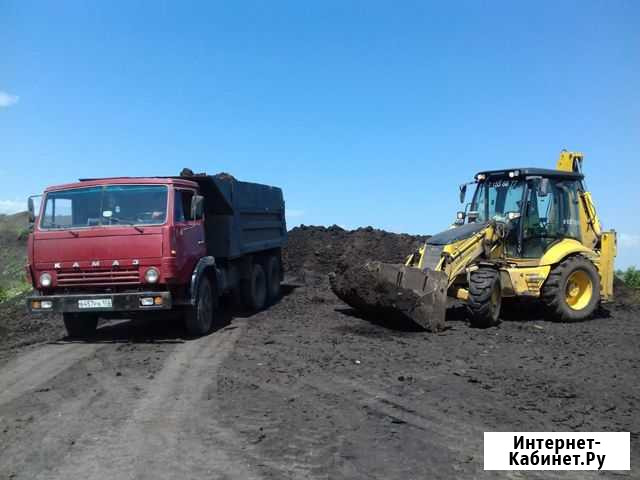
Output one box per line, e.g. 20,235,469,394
508,170,520,178
40,272,52,288
145,267,159,284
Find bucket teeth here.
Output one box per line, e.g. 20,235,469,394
329,261,448,332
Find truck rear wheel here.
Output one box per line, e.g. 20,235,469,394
63,313,98,338
265,254,282,303
468,267,502,328
185,276,216,336
541,255,600,322
241,262,267,311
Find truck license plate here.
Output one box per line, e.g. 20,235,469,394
78,298,112,309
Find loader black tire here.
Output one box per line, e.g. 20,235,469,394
265,254,282,304
185,276,216,336
63,313,98,339
468,267,502,328
241,262,267,312
541,255,600,322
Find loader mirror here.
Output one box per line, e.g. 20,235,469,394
459,184,467,204
537,178,551,197
191,195,205,220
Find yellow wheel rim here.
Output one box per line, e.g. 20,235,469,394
565,270,593,311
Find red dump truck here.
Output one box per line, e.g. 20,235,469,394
26,172,287,337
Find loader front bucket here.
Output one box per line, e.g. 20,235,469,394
329,261,448,332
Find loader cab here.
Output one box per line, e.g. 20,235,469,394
469,168,584,259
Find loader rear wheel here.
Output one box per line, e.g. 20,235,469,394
241,262,267,312
63,313,98,338
541,255,600,322
468,267,502,328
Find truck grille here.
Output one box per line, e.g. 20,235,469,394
57,268,140,287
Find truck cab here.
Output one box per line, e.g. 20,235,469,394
27,174,287,337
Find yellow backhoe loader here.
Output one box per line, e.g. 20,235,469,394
330,151,616,331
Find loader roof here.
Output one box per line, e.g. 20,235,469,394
476,168,583,180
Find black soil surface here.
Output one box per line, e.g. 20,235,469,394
0,225,638,478
214,226,639,478
0,293,65,362
282,225,428,275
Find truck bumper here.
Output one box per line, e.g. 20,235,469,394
27,291,173,314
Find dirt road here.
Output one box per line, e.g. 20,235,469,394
1,275,637,479
0,317,259,479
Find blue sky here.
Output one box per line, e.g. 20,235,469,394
1,1,638,268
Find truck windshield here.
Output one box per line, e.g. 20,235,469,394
471,178,525,223
40,185,168,229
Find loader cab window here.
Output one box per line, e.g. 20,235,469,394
471,178,525,256
521,179,582,258
174,189,195,223
472,179,525,224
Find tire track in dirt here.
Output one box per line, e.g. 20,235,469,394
40,321,261,480
0,342,101,406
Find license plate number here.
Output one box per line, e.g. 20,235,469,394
78,298,112,309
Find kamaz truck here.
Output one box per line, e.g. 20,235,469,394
26,171,287,337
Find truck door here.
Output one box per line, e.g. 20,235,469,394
173,189,206,279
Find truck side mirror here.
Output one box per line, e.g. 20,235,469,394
191,195,204,220
459,184,467,204
27,197,36,224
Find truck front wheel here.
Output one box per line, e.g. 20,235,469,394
241,262,267,312
63,313,98,338
185,276,216,336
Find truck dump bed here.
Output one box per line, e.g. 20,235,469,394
184,173,287,259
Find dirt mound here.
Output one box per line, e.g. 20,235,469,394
0,293,64,361
612,277,640,311
283,225,428,276
284,225,640,317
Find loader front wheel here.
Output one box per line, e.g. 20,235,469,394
468,267,502,328
541,255,600,322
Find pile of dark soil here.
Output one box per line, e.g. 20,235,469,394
612,277,640,311
285,225,639,312
0,293,64,361
283,225,428,276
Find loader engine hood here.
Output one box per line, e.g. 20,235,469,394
426,221,489,246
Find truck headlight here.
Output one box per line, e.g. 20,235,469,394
40,272,52,287
145,267,159,284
